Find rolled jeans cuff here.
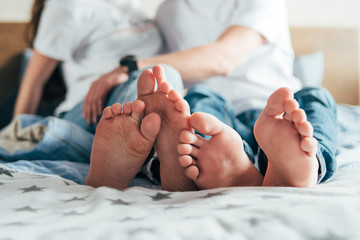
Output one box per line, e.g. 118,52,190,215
316,146,327,183
139,149,161,185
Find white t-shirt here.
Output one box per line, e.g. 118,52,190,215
34,0,164,115
156,0,302,115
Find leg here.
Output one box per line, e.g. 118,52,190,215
184,84,255,146
254,87,319,187
294,87,337,182
60,102,97,133
177,112,264,190
85,100,161,189
137,65,198,191
61,65,184,134
185,84,260,162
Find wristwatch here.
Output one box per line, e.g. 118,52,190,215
119,55,138,74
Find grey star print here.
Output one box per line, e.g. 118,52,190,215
20,185,45,193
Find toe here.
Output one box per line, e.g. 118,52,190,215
284,99,299,121
264,87,293,117
300,137,318,156
177,144,199,157
102,106,113,119
168,89,181,102
123,102,132,115
296,121,313,137
137,69,156,97
179,155,196,167
292,109,307,124
184,165,199,181
158,81,172,94
131,100,145,121
179,130,205,147
153,65,167,86
111,103,122,115
175,99,190,114
141,112,161,142
189,112,224,136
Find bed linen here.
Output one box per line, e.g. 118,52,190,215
1,163,360,240
0,104,359,240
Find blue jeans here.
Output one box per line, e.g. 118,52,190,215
59,65,183,184
185,84,258,163
185,85,337,183
60,65,183,133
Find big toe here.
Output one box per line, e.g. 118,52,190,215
264,87,294,117
141,112,161,142
137,69,156,97
189,112,224,136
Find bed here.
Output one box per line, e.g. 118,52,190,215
0,24,360,239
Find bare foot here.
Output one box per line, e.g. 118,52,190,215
85,100,161,189
137,65,198,192
254,87,319,187
177,112,263,190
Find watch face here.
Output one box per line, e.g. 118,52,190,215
120,55,138,73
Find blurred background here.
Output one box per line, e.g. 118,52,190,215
1,0,360,27
0,0,359,108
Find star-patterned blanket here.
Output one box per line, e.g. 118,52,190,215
0,160,360,240
0,104,359,239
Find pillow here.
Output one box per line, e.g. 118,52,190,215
293,51,325,87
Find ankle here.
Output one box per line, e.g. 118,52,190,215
232,161,264,187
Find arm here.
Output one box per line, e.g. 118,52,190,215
82,25,265,124
13,49,58,116
138,25,266,82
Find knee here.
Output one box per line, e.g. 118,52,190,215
185,84,228,108
295,87,337,109
160,64,181,80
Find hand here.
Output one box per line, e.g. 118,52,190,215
83,66,128,125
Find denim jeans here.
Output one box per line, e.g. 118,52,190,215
185,85,337,183
60,65,183,134
59,65,183,184
0,114,94,184
185,84,258,163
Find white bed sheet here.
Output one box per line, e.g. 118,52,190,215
1,104,360,240
1,157,360,239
